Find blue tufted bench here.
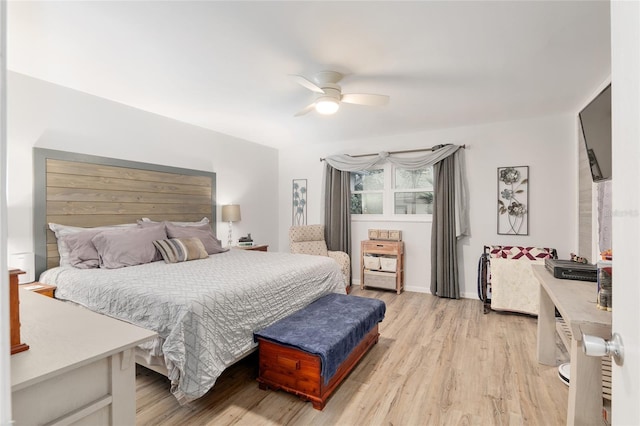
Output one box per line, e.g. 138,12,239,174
254,293,386,410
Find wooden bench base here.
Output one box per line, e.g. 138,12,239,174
256,324,379,410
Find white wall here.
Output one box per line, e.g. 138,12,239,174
7,71,579,299
0,2,12,423
7,72,280,267
279,114,578,298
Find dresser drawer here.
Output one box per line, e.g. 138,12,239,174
363,270,397,290
361,241,403,255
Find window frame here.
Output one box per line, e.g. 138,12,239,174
349,168,385,215
350,164,434,223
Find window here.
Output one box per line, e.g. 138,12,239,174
350,169,384,214
394,168,433,214
350,165,433,218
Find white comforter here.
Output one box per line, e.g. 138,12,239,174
40,249,346,402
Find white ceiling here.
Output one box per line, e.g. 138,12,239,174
7,1,611,150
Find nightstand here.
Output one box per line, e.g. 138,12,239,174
20,282,57,298
236,244,269,252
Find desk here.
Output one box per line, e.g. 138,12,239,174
11,289,156,425
533,265,611,426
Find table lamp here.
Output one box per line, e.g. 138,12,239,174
221,204,241,247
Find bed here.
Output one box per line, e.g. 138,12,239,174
33,149,346,403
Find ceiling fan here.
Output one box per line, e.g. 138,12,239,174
291,70,390,116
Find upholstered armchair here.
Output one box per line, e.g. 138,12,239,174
289,225,351,287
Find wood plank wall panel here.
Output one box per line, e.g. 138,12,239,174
46,159,213,187
37,154,215,273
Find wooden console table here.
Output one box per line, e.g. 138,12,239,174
533,265,612,426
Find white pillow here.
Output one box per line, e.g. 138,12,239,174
138,217,210,226
48,222,138,267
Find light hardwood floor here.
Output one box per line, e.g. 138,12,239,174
136,287,569,425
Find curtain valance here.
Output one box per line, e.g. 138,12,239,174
323,144,460,171
324,144,469,238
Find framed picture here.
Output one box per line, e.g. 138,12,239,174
292,179,307,225
497,166,528,235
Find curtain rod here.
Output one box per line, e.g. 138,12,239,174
319,144,465,162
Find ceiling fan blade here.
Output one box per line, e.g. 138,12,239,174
290,75,325,94
341,93,390,106
294,102,316,117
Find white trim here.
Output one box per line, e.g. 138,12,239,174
0,0,13,423
353,279,477,300
351,215,432,224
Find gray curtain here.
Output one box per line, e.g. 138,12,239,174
325,145,469,238
431,154,459,299
324,145,469,298
324,164,352,257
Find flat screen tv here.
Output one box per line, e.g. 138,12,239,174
579,84,612,181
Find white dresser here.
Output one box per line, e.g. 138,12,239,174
11,289,156,426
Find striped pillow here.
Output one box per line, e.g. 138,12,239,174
153,237,209,263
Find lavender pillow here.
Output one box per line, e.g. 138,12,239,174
165,222,227,255
59,229,103,269
91,223,167,269
49,222,138,266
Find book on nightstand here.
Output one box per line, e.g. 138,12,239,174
238,233,253,247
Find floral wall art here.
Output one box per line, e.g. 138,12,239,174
497,166,528,235
292,179,307,226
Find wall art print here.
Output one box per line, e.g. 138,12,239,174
497,166,528,235
292,179,307,226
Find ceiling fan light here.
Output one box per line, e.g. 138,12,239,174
315,98,340,115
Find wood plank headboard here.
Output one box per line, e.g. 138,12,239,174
33,148,216,277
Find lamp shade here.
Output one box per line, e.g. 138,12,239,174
221,204,241,222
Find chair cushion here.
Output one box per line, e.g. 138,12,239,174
290,225,325,243
291,240,329,257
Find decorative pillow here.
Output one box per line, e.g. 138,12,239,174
153,238,209,263
59,229,103,269
49,222,138,266
165,222,228,255
91,223,167,269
